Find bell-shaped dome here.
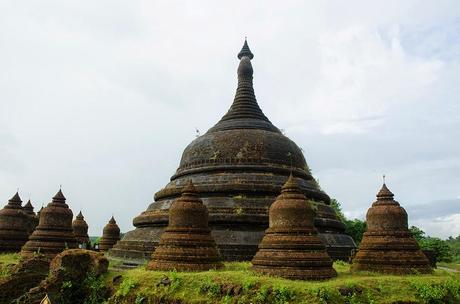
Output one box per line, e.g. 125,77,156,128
252,175,336,280
72,211,90,246
99,216,120,251
148,181,223,271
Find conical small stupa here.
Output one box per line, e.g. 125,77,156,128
23,199,39,234
148,180,223,271
21,189,78,258
99,216,120,251
0,192,29,252
351,180,431,274
72,211,90,248
22,200,34,216
252,175,337,280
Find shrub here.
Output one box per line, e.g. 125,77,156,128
116,278,138,297
412,278,460,304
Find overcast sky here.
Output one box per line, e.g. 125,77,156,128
1,1,459,238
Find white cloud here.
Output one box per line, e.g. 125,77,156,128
285,26,443,134
412,214,460,239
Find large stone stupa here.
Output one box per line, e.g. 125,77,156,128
110,40,355,264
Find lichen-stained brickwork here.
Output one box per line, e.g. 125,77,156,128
99,216,120,251
0,193,31,253
252,175,336,280
148,181,223,271
21,190,78,259
351,183,431,274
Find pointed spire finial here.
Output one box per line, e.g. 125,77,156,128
282,173,300,192
377,177,394,200
53,188,66,201
238,38,254,60
182,179,197,195
10,191,22,204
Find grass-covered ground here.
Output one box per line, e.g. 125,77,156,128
2,253,460,303
106,261,460,304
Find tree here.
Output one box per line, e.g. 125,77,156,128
345,219,367,246
420,237,453,263
409,225,426,242
330,199,346,222
330,199,367,245
410,226,454,262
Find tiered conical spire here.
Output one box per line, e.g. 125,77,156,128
21,189,78,259
53,189,66,201
148,180,223,271
351,182,431,274
9,192,22,206
209,39,278,132
0,192,29,252
252,175,336,280
72,211,90,247
376,183,396,201
99,216,120,251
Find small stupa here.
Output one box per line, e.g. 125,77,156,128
252,175,337,280
72,211,90,248
22,200,35,216
21,189,78,258
0,192,29,252
99,216,120,251
351,179,431,274
23,199,39,234
148,180,223,271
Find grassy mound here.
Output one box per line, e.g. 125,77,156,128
107,261,460,304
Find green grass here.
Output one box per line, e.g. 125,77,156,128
106,261,460,304
0,253,21,278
